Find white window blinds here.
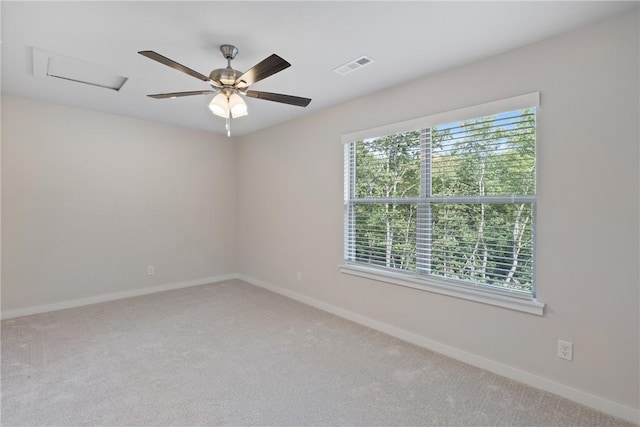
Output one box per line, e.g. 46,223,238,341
344,95,538,299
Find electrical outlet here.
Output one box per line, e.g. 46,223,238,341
296,271,302,282
147,265,155,275
558,340,573,361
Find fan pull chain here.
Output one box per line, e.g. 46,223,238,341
225,116,231,137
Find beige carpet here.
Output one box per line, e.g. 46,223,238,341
1,280,635,426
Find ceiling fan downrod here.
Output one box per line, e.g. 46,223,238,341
220,44,238,67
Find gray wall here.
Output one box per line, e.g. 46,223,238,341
236,11,639,412
2,97,238,311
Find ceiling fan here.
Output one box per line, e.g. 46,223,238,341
138,44,311,136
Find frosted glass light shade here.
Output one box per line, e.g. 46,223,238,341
229,93,248,118
209,93,229,118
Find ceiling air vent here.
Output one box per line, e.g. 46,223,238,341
333,55,374,76
32,48,128,91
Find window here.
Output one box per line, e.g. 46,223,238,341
342,94,543,315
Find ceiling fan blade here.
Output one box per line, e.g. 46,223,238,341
139,50,210,82
236,54,291,87
245,90,311,107
147,90,216,99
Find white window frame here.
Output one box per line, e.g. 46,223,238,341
341,93,544,316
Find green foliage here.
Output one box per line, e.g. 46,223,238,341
429,110,535,291
353,131,421,271
432,110,535,197
355,131,421,198
431,203,533,291
354,204,417,271
350,109,536,292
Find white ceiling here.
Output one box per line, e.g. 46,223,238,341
2,1,637,137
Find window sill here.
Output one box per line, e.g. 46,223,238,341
339,264,544,316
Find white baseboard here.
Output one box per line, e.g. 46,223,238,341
238,274,640,425
1,273,238,320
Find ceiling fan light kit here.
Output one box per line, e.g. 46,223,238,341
139,44,311,137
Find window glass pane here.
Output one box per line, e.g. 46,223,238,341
431,109,535,197
430,203,534,292
353,203,417,272
355,131,422,198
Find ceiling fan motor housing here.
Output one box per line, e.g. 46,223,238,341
209,68,242,87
